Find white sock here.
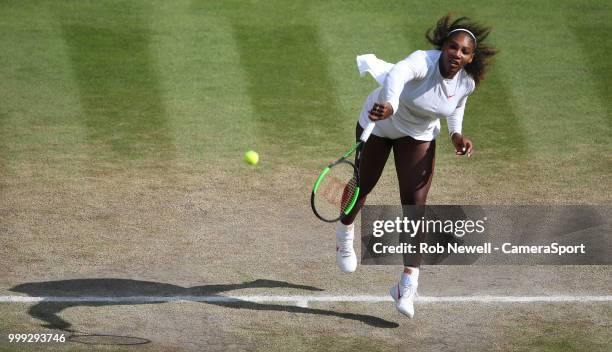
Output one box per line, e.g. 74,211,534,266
336,222,354,240
400,267,419,286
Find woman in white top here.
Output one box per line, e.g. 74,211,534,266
335,15,497,318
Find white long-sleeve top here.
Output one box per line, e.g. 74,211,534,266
357,50,475,141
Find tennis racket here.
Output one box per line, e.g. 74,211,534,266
311,121,376,222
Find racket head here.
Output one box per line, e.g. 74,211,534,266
311,160,360,222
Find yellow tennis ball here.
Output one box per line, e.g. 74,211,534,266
244,150,259,165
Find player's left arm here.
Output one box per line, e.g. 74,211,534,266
451,132,473,157
447,94,473,157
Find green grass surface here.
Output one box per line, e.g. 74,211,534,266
0,0,609,203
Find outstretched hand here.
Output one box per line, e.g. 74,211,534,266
451,133,473,157
368,102,393,121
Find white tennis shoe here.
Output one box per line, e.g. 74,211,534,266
335,223,357,273
390,283,418,318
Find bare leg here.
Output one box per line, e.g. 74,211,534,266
341,123,393,225
392,136,436,268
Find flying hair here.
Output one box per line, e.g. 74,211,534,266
425,14,498,85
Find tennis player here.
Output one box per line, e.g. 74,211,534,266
335,15,497,318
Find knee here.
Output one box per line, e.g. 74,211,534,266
358,186,374,199
357,178,378,198
400,192,428,206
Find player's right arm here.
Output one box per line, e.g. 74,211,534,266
369,51,428,121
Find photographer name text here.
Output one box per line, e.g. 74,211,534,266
372,242,586,255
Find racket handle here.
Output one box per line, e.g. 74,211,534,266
359,121,375,142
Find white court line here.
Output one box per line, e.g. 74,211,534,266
1,295,611,305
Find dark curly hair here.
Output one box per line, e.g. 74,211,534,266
426,14,497,85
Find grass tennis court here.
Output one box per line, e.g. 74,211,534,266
0,0,610,351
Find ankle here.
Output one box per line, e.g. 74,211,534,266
401,267,419,286
336,223,354,240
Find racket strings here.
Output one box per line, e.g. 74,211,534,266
340,176,358,212
312,161,358,222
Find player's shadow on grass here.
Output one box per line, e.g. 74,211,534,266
11,278,399,331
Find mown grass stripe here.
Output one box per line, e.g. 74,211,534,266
59,2,174,161
229,1,346,154
566,3,611,128
0,1,88,179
